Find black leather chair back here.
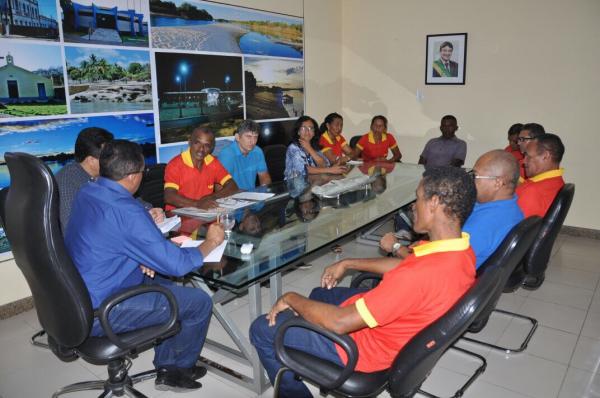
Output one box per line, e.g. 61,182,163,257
0,187,8,228
263,144,287,183
388,261,504,396
523,183,574,278
349,135,361,149
3,153,93,348
135,163,166,209
468,216,542,332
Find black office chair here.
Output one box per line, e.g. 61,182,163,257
349,135,361,149
263,144,287,183
274,261,504,398
461,217,542,353
519,183,575,290
135,163,167,209
2,152,181,398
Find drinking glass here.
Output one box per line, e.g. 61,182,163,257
219,212,235,238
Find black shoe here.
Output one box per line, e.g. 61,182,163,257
155,367,202,392
182,365,207,380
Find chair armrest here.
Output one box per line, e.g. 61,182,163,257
275,316,358,390
350,272,382,288
97,284,179,350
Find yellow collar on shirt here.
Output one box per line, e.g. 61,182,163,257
367,131,387,144
182,149,214,168
413,232,470,257
529,168,564,183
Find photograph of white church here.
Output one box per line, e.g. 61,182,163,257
0,43,66,117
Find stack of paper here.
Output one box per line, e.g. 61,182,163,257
181,239,228,262
157,215,181,234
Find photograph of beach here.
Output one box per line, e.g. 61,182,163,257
155,51,243,143
0,42,66,118
0,112,157,189
65,46,153,114
61,0,149,47
150,0,303,58
0,0,59,41
245,57,303,121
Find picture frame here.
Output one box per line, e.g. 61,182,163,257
425,33,468,85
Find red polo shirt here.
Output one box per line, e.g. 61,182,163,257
336,233,475,372
516,168,565,218
164,149,232,211
504,145,526,179
319,132,349,157
356,131,398,162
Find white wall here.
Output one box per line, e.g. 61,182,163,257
341,0,600,230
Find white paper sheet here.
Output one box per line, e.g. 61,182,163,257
181,239,228,262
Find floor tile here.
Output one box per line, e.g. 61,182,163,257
546,266,600,291
550,251,600,274
581,311,600,339
571,336,600,372
527,280,593,310
560,236,600,258
558,367,600,398
480,350,567,398
518,297,587,334
498,323,577,365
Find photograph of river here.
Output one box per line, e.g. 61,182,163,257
65,46,153,115
150,0,303,58
0,113,157,189
155,51,243,144
244,57,304,121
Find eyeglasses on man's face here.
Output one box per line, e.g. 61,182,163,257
518,136,535,142
467,169,499,180
300,126,315,132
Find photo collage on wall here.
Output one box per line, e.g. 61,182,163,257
0,0,304,256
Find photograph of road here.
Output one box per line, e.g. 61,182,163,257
245,57,303,120
155,51,243,143
150,0,303,58
65,46,153,114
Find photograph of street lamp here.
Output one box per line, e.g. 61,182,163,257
155,51,243,144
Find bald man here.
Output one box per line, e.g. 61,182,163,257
463,150,524,268
382,150,523,269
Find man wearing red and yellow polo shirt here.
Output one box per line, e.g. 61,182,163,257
516,133,565,218
250,167,476,397
164,127,238,211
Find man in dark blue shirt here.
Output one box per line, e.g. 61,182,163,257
65,140,224,392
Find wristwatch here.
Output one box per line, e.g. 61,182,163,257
392,242,402,256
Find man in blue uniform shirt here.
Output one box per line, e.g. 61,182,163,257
218,119,272,190
65,140,224,392
381,150,523,269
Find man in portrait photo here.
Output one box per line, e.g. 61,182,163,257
432,41,459,77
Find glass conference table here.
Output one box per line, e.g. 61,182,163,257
174,162,423,394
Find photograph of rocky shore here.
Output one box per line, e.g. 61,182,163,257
150,0,303,58
245,57,304,120
65,46,153,114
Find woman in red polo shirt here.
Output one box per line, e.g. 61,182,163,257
355,115,402,162
318,112,356,165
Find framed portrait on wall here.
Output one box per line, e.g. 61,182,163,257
425,33,467,85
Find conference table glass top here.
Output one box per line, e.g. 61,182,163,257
180,162,424,291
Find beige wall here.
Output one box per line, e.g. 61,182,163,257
341,0,600,229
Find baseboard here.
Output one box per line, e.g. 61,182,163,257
0,296,34,320
561,225,600,240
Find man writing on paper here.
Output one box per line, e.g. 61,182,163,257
164,127,238,211
65,140,225,392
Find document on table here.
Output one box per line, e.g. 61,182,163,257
171,207,223,220
181,239,228,262
157,215,180,234
229,192,276,201
216,197,254,210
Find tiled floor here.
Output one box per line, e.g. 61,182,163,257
1,234,600,397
